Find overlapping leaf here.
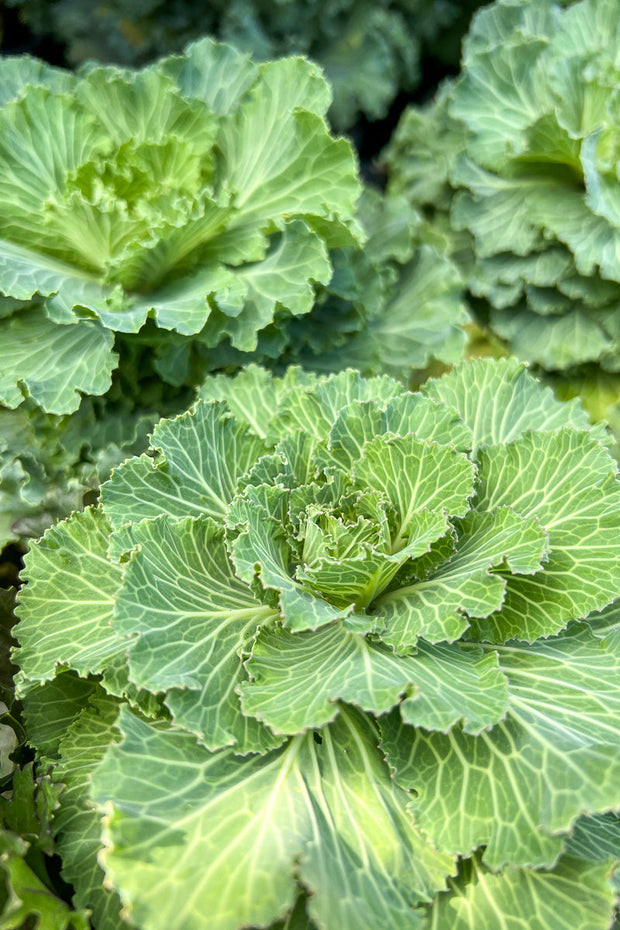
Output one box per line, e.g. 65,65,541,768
426,854,616,930
382,625,620,868
92,705,455,930
113,514,279,751
14,507,125,692
240,623,508,734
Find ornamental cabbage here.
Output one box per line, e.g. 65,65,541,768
0,39,359,413
14,359,620,930
385,0,620,433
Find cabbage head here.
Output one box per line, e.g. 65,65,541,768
386,0,620,377
14,359,620,930
0,39,359,416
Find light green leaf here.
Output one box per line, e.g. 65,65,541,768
20,673,98,767
320,393,471,472
229,496,351,631
449,160,548,257
15,508,124,694
449,32,552,170
0,238,125,320
220,58,358,226
202,220,332,352
472,429,620,640
352,435,475,553
0,55,74,105
158,37,257,116
423,357,603,452
266,368,401,445
399,640,509,735
240,622,508,735
490,304,613,370
565,812,620,862
376,507,549,650
101,400,267,528
113,515,278,751
92,705,455,930
0,307,117,414
197,365,317,440
297,508,450,610
383,625,620,868
427,854,616,930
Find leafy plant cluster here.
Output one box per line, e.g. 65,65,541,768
1,0,620,928
0,37,468,547
11,359,620,930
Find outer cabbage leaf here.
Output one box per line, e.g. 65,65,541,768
382,625,620,868
48,693,124,930
14,507,125,693
426,853,617,930
423,357,609,450
91,705,455,930
471,429,620,640
113,514,279,751
101,400,267,530
0,305,116,415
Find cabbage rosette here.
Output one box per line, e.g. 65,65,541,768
386,0,620,376
0,40,360,415
14,359,620,930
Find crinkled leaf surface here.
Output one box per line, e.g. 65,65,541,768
426,854,616,930
383,625,620,868
0,307,116,415
92,705,455,930
376,507,549,649
113,514,279,751
240,622,508,735
471,429,620,640
50,693,124,930
102,400,267,529
423,357,605,451
15,507,125,692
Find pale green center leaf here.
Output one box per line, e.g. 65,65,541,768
376,507,549,650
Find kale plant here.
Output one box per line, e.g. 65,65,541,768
385,0,620,442
13,359,620,930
